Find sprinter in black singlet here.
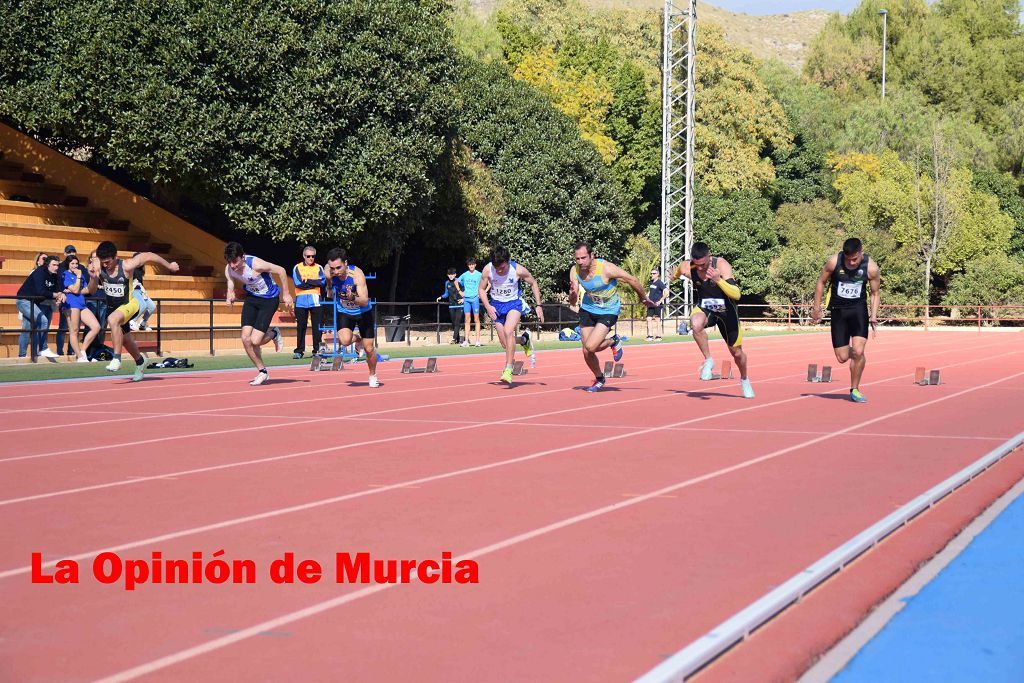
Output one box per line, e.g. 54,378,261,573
86,241,179,381
812,237,881,403
670,241,754,399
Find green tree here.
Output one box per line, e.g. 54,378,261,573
693,190,780,297
972,168,1024,255
0,0,460,264
457,58,630,293
943,253,1024,322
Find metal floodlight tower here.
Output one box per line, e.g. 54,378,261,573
660,0,697,319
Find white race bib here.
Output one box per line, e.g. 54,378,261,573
492,282,518,300
837,281,863,299
701,297,726,312
245,274,269,295
104,283,125,299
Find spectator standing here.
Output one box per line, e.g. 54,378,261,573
55,245,78,355
646,267,668,342
60,255,101,361
436,267,464,344
458,258,484,347
291,246,326,358
16,255,63,359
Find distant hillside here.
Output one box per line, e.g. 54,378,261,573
469,0,832,71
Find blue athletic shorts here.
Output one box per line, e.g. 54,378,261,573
491,298,530,325
463,297,480,314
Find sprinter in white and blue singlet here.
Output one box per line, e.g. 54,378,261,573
224,242,293,386
478,245,545,385
812,237,881,403
569,242,654,392
670,241,755,399
325,247,381,388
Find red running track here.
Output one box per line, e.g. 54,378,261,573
1,330,1022,682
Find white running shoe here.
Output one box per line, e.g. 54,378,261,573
741,378,755,399
368,375,381,388
76,354,90,363
129,319,141,332
270,326,283,353
106,358,122,372
699,357,715,381
250,369,269,386
475,340,482,347
132,364,145,382
460,341,469,347
38,348,59,359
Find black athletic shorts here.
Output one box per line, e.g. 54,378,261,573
646,305,663,318
696,306,743,348
241,295,279,333
337,309,376,339
830,305,869,348
579,308,618,330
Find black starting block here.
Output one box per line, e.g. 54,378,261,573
311,354,343,372
915,367,941,385
603,361,627,378
512,360,528,376
401,357,438,374
806,364,833,383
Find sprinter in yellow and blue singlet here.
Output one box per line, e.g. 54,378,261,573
569,242,654,393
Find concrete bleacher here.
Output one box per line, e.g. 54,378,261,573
0,122,295,360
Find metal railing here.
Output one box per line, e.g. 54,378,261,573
5,295,1023,360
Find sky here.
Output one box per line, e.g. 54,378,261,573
709,0,862,14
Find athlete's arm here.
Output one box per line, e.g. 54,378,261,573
709,259,741,301
224,265,236,307
250,257,294,309
478,267,496,318
868,260,881,336
124,252,180,274
351,268,370,308
603,262,655,307
568,266,580,307
811,255,838,324
517,264,545,324
669,261,691,282
85,258,100,295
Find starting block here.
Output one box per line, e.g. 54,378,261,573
310,355,343,372
603,361,627,378
512,360,528,376
401,357,438,374
704,361,733,380
915,367,941,385
806,364,833,383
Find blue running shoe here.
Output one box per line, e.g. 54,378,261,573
612,335,623,362
850,388,867,403
585,378,605,393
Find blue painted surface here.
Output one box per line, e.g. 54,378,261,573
833,491,1024,683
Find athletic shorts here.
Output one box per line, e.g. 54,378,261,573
113,290,146,334
337,309,376,339
241,295,279,333
463,297,480,314
491,298,530,325
646,305,663,318
695,305,743,348
579,307,619,330
830,305,869,348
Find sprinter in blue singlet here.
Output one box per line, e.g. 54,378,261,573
569,242,654,392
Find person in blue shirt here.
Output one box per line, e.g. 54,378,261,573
325,247,380,388
291,245,327,358
60,255,101,362
458,258,484,347
436,267,464,344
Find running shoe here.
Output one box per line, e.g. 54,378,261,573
368,375,381,388
270,326,283,352
500,367,514,384
461,340,469,347
699,357,715,380
612,335,623,362
741,378,755,399
475,341,483,347
521,330,536,365
585,378,605,393
132,363,145,382
105,357,122,372
129,319,141,332
293,351,303,359
38,348,59,359
76,353,90,363
250,369,269,386
850,388,867,403
645,336,654,342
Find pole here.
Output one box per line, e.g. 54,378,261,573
879,9,888,100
